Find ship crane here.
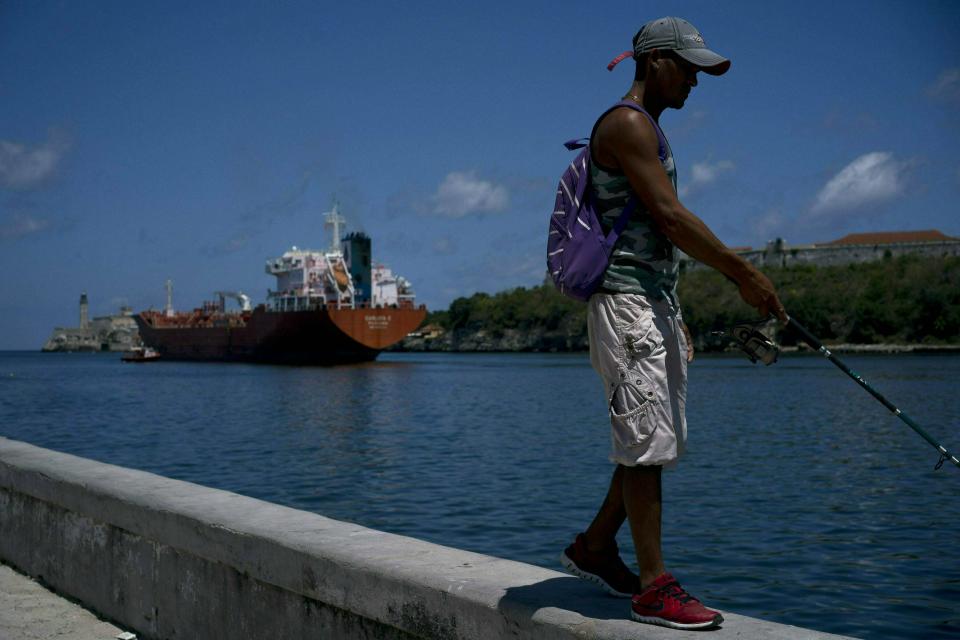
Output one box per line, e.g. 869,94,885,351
215,291,252,312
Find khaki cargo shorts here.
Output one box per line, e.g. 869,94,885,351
588,292,688,467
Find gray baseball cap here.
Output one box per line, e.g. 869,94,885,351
609,16,730,75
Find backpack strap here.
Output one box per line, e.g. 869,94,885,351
589,101,668,164
607,197,635,243
564,137,589,151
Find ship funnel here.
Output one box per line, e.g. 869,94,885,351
343,232,372,304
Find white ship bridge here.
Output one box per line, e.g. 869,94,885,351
265,204,417,311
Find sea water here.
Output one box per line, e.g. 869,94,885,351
0,350,957,639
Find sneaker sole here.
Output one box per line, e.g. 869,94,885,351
559,551,633,598
631,611,724,630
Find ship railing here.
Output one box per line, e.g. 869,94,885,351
267,292,341,313
298,300,426,312
344,299,423,310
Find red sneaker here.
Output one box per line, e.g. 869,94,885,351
560,533,638,598
631,573,723,630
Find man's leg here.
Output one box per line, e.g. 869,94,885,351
560,464,638,597
625,462,722,630
622,464,664,588
582,464,627,552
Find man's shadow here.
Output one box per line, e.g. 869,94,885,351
497,575,726,635
497,574,630,621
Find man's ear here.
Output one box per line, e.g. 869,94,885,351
649,48,662,72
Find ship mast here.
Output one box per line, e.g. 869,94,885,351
323,201,346,254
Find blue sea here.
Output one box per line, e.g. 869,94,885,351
1,350,958,639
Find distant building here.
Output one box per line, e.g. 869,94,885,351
682,229,960,269
42,294,140,352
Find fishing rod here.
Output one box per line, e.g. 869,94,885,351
785,316,959,471
722,316,958,469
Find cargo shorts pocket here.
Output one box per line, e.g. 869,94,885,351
608,375,658,449
618,304,661,359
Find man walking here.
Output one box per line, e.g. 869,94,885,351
559,17,787,630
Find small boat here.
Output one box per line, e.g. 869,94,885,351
121,347,161,363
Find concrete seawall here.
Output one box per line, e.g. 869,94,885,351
0,437,851,639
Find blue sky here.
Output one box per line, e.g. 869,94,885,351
1,1,958,349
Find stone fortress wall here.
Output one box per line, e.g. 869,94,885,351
684,229,960,270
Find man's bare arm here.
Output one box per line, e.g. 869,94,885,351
595,109,786,320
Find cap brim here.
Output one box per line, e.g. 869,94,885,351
675,48,730,76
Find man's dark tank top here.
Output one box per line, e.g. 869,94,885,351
589,110,680,305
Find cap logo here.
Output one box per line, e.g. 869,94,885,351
683,33,704,46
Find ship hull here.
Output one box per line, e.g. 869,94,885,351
134,306,426,365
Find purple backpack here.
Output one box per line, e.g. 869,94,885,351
546,100,667,301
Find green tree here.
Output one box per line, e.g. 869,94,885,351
428,256,960,350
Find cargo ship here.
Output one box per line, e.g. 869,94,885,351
134,205,427,365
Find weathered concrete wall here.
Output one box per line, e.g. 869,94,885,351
0,437,851,640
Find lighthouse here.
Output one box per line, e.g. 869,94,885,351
79,293,89,329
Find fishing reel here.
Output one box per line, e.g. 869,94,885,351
713,319,780,365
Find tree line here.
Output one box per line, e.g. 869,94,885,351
424,255,959,350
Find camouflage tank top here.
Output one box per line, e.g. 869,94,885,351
590,113,679,305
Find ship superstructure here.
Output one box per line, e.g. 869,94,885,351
265,205,357,311
372,265,416,307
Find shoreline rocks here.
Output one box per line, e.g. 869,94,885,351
397,327,588,352
396,328,959,354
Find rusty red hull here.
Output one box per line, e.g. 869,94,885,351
134,305,426,365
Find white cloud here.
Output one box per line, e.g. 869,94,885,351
0,133,70,189
0,214,51,240
927,68,960,103
428,171,508,218
690,160,735,185
678,159,734,197
811,152,908,215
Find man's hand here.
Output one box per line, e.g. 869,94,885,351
681,321,694,363
737,267,787,323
